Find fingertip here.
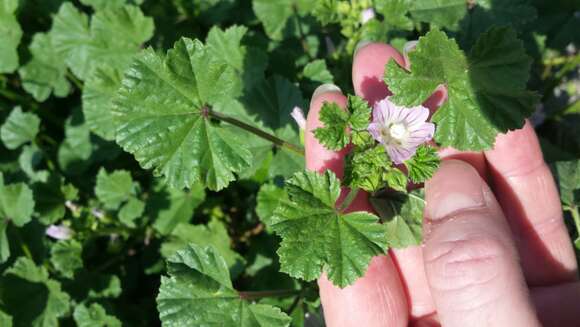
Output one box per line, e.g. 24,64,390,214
352,43,405,105
306,85,348,176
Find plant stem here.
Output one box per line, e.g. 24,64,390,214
339,188,360,212
66,70,84,90
286,288,305,315
208,109,304,156
238,289,300,301
407,192,426,204
14,228,33,261
543,54,580,66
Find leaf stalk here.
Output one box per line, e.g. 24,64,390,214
339,187,360,212
208,109,305,156
238,289,300,301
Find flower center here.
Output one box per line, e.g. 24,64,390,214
389,123,407,140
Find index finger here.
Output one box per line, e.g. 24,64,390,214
306,84,409,327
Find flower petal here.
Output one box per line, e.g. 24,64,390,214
405,106,430,127
368,122,383,142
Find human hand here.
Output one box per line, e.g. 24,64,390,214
305,42,580,327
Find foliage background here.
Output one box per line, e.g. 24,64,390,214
0,0,578,326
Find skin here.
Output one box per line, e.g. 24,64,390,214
305,42,580,327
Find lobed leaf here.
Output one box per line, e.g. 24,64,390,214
113,37,253,190
385,28,536,151
271,170,388,287
157,244,291,326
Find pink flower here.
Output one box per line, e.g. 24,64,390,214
46,224,73,240
368,97,435,164
290,106,306,130
361,8,375,24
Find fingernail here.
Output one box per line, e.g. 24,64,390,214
354,40,372,56
312,83,341,100
425,160,486,221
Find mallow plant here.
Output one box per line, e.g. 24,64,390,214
0,0,578,326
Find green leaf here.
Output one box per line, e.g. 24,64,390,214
0,0,22,73
1,257,70,327
118,197,145,228
252,0,315,40
157,244,291,326
458,0,537,47
370,190,426,248
113,37,253,190
314,102,350,150
384,168,408,193
375,0,414,31
0,107,41,150
79,0,125,9
206,25,267,90
271,170,388,287
0,173,34,227
150,183,206,235
95,169,134,210
51,3,154,80
303,60,334,84
313,0,339,25
19,145,49,183
33,174,67,225
409,0,467,29
257,184,289,226
405,145,440,183
344,145,393,192
314,95,372,151
551,160,580,207
83,66,123,141
161,218,245,277
0,310,12,327
206,25,247,72
385,28,536,151
73,303,121,327
57,109,93,175
347,95,372,130
18,32,71,102
241,75,306,134
0,173,34,262
50,240,83,278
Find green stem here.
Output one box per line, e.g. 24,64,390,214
339,188,360,212
66,70,84,90
286,288,305,315
0,88,40,111
0,88,27,103
408,192,426,204
208,109,304,156
14,228,33,261
543,54,580,66
238,289,300,301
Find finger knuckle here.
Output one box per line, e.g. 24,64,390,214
426,234,512,295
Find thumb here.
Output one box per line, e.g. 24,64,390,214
422,160,540,327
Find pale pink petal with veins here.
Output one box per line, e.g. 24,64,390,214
368,97,435,164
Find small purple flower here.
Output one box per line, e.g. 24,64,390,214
46,224,73,240
361,8,375,24
368,97,435,164
290,106,306,130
